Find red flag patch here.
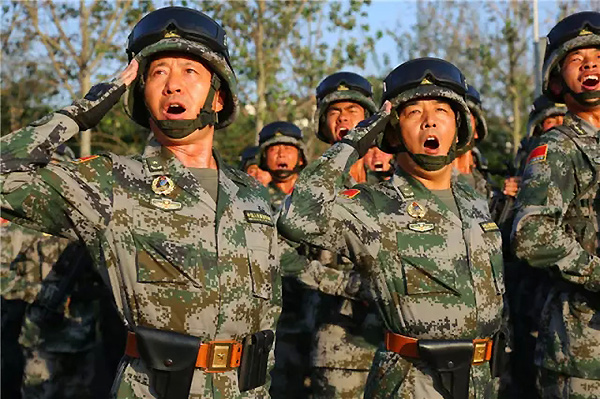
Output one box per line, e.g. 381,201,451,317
526,144,548,165
339,189,360,199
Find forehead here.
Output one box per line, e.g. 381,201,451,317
565,46,600,58
402,98,452,108
147,52,209,69
327,101,365,112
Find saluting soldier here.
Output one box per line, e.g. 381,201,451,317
512,11,600,398
279,58,506,398
1,6,280,399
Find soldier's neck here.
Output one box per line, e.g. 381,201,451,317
567,99,600,129
273,175,298,194
154,127,218,169
397,156,452,191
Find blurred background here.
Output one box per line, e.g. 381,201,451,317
2,0,598,173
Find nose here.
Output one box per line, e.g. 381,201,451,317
422,111,437,128
582,54,598,70
164,72,183,95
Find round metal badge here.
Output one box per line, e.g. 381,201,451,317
151,175,175,195
406,201,426,218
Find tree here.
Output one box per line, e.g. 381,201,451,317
14,0,151,156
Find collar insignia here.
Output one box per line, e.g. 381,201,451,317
71,155,99,164
340,189,360,199
408,221,434,232
152,175,175,195
151,198,182,211
406,201,426,218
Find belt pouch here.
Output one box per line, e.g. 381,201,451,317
135,326,201,399
238,330,275,392
490,330,508,378
418,339,473,399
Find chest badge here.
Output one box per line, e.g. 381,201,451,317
408,221,434,232
480,221,500,232
406,201,426,218
150,198,182,211
152,175,175,195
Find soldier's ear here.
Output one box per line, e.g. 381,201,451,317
549,76,563,97
213,90,225,113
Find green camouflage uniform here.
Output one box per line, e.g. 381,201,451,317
278,118,505,398
267,183,287,214
1,101,281,399
512,113,600,398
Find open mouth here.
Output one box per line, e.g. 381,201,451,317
424,136,440,152
373,161,384,171
276,162,289,170
165,103,187,115
338,127,350,139
581,74,599,90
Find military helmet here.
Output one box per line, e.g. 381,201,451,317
124,6,238,132
542,11,600,104
526,95,567,138
239,145,260,171
258,121,307,169
314,72,378,143
378,57,472,161
465,84,488,143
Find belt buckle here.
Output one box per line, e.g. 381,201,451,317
205,340,242,373
472,339,489,365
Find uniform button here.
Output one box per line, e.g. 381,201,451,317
164,359,173,367
447,361,454,368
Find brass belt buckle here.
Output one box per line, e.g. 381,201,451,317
205,340,242,373
472,339,489,365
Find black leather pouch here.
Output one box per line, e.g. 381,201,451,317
238,330,275,392
490,330,508,378
135,326,201,399
418,339,473,399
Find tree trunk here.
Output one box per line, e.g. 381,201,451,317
79,0,91,157
79,71,92,157
254,0,266,145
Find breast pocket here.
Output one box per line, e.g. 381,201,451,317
396,230,459,296
133,206,204,288
482,230,505,295
244,226,275,300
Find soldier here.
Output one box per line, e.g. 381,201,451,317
1,6,280,399
363,145,394,184
512,11,600,398
279,57,506,398
452,84,492,200
257,121,307,213
239,145,272,187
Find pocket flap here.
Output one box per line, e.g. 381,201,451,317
402,255,459,295
135,326,200,372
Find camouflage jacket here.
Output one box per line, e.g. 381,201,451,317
512,112,600,379
278,129,505,397
267,182,287,214
1,111,281,398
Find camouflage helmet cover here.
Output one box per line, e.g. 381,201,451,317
314,72,378,143
124,7,238,130
258,121,307,167
526,95,567,138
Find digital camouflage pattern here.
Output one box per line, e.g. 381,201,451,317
278,110,505,398
267,183,288,214
0,82,281,398
512,113,600,397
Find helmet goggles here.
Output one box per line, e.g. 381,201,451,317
383,58,467,104
259,121,303,144
316,72,373,100
127,7,228,60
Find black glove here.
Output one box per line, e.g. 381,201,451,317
58,79,126,131
340,107,391,158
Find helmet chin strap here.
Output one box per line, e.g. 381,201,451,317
150,74,221,139
562,84,600,107
269,163,303,181
407,143,457,172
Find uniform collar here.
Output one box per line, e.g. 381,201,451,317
564,112,600,139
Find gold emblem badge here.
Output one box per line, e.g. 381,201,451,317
406,201,426,218
151,175,175,195
151,198,182,211
420,78,433,85
337,84,349,91
578,28,593,36
164,31,180,38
